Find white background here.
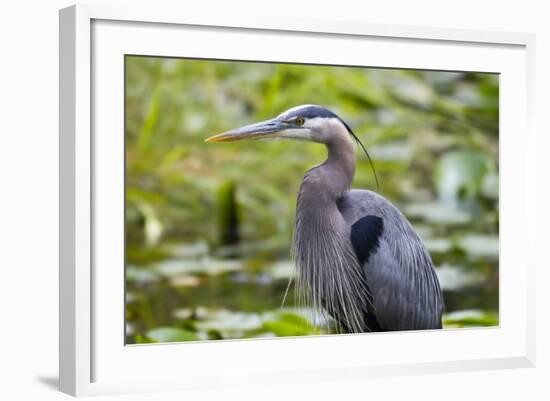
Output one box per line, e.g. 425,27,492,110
92,19,529,389
0,0,547,400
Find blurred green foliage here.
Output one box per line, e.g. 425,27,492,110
125,56,499,344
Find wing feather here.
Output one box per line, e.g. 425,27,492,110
345,190,443,331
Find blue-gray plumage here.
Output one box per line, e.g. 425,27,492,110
207,104,444,333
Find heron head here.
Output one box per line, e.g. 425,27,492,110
206,104,380,189
205,104,350,144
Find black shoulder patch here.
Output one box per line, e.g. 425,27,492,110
350,215,384,265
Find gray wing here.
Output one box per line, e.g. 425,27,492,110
341,189,444,331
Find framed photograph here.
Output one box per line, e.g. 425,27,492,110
59,4,536,396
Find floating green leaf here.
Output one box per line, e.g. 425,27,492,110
443,310,498,328
146,327,199,343
262,312,316,336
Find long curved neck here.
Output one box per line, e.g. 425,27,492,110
293,127,369,332
324,133,356,195
299,129,356,206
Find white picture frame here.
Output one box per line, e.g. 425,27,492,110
59,4,536,397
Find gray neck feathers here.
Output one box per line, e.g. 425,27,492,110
292,127,372,332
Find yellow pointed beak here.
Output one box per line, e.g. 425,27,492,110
205,118,286,143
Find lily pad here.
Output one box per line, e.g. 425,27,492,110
458,234,499,259
267,261,295,280
265,308,332,328
436,264,487,291
172,308,193,320
156,257,243,276
405,202,471,225
423,238,453,253
126,265,160,284
165,241,209,258
169,274,201,287
194,309,263,333
262,312,316,336
443,309,498,327
146,327,199,343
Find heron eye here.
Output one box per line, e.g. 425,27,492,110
295,117,305,126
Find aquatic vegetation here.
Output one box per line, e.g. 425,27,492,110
125,57,499,343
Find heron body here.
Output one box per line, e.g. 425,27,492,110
207,105,444,333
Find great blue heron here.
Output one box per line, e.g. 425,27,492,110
206,104,444,333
